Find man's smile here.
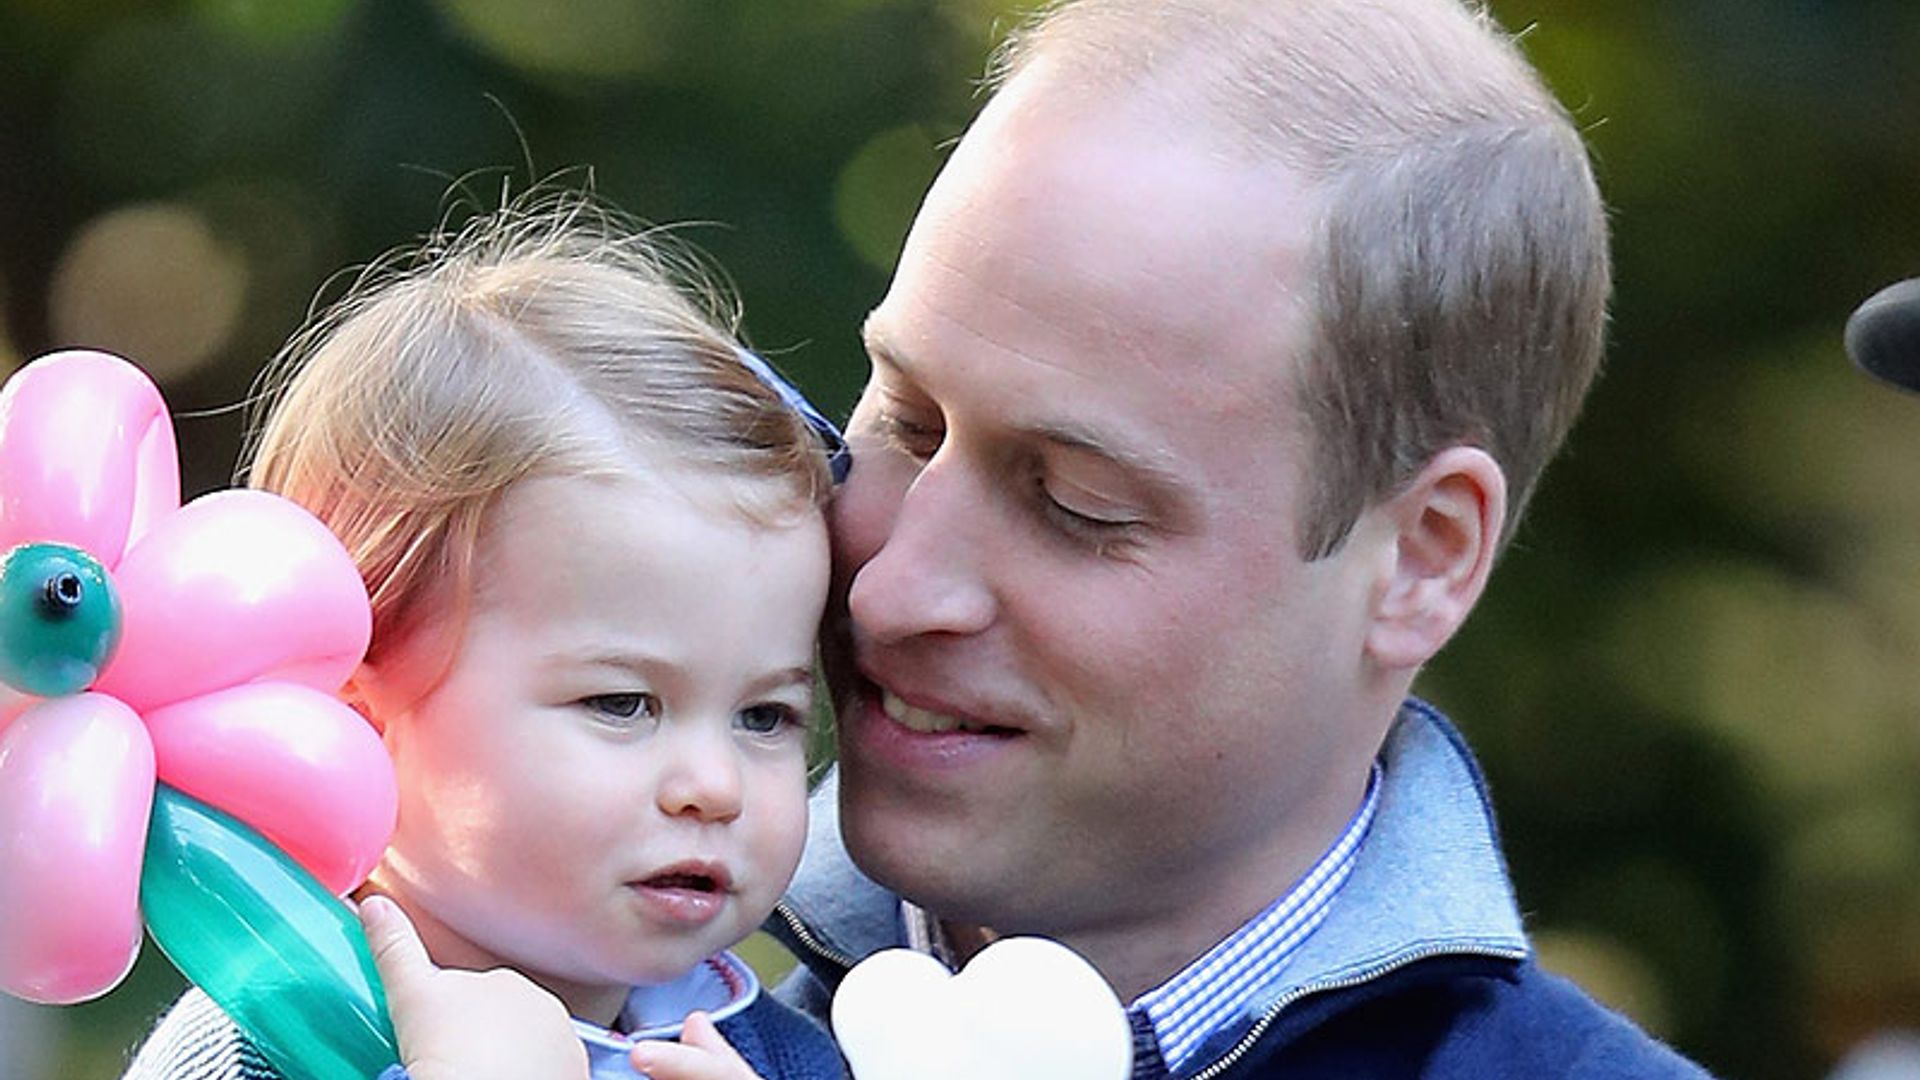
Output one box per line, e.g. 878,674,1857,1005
881,690,1019,735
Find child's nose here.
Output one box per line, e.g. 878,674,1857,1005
656,729,743,824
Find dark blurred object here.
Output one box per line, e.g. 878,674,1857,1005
0,995,53,1077
1826,1030,1920,1080
1846,278,1920,392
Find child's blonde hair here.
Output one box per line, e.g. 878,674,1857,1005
244,193,832,671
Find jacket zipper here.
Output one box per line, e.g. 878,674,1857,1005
1186,944,1527,1080
770,900,861,973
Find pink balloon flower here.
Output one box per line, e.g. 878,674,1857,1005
0,350,390,1004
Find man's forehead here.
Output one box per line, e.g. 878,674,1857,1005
900,98,1313,355
864,266,1298,436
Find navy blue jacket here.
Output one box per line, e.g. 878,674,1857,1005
767,701,1714,1080
1195,953,1708,1078
124,962,844,1080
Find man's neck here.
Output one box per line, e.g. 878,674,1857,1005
941,919,1209,1004
939,766,1378,1004
937,920,1001,967
935,898,1291,1005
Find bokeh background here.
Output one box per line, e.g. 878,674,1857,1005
1,1,1918,1077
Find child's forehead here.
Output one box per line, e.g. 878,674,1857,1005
450,470,828,680
483,464,815,541
468,470,824,608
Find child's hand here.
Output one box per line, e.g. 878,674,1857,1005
359,895,588,1080
629,1011,768,1080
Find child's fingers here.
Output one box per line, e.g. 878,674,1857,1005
628,1043,764,1080
358,895,448,1077
629,1013,766,1080
359,894,435,1001
358,895,586,1080
679,1013,745,1057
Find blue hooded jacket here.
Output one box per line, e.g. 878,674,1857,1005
767,700,1716,1079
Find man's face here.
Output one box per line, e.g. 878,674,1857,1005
823,74,1393,955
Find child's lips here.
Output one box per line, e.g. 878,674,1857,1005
628,860,733,925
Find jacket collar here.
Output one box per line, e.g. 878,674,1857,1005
774,700,1529,1013
1249,699,1528,1008
574,952,761,1078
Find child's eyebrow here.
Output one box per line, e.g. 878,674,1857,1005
559,650,661,676
560,652,815,696
748,667,819,697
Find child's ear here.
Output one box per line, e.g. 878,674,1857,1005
1363,446,1506,670
341,665,386,735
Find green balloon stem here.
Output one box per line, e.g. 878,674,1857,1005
142,784,400,1080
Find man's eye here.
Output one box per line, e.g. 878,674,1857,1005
875,411,943,458
737,703,803,736
583,692,662,725
1038,478,1143,541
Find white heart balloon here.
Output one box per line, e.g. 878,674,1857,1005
833,949,972,1080
833,937,1133,1080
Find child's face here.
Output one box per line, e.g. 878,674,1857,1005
360,470,828,1022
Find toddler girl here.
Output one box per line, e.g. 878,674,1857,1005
124,195,847,1080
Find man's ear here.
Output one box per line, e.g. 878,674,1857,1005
1364,446,1506,670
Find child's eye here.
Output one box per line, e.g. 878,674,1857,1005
737,703,802,736
583,692,662,726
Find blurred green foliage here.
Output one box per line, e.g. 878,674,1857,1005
2,1,1919,1077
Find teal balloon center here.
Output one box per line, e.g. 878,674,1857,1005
0,542,122,697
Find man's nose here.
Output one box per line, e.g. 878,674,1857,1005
842,449,997,645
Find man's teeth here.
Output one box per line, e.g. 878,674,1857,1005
882,691,990,733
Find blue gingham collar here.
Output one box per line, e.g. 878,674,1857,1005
1129,762,1382,1073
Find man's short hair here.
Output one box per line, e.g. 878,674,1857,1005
993,0,1611,557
